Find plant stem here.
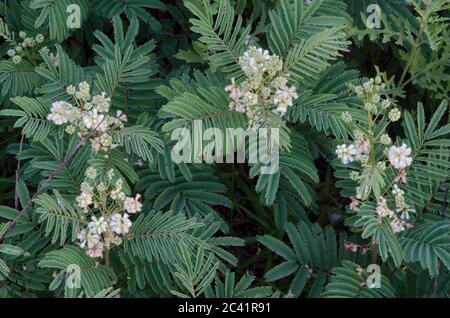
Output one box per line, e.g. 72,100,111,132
398,30,423,89
14,134,24,210
0,120,104,242
371,242,379,264
105,249,110,268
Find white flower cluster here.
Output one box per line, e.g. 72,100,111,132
335,132,371,165
337,140,412,170
375,184,415,233
349,76,400,122
338,75,416,234
47,82,127,153
1,31,45,64
76,167,143,258
225,46,298,129
388,144,412,170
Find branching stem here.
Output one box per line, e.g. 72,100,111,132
0,121,104,242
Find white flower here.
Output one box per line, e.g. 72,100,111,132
243,91,258,106
19,31,26,39
231,101,246,113
35,34,44,43
92,93,111,113
380,134,392,145
349,196,360,212
65,125,76,134
371,94,380,104
363,81,373,93
83,109,105,130
76,192,93,210
349,171,360,181
267,55,283,74
77,229,100,249
85,166,97,179
336,144,358,164
89,216,108,235
377,161,387,171
49,53,59,67
388,144,412,169
80,182,93,195
395,170,407,183
364,102,377,113
354,138,370,156
375,76,382,84
86,240,104,258
239,46,273,76
47,101,73,125
398,207,413,220
12,55,22,64
388,108,401,122
272,76,288,90
110,180,125,201
100,133,113,148
392,184,404,197
273,85,298,115
110,213,132,235
341,112,352,123
376,196,394,218
354,86,364,97
116,110,127,124
79,81,90,95
77,229,87,247
390,219,405,234
110,189,126,201
7,49,15,57
107,169,115,180
91,137,101,152
66,85,76,95
97,182,107,192
124,194,142,214
225,78,242,101
381,99,391,109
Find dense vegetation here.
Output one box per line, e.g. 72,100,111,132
0,0,449,298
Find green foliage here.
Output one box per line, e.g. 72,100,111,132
0,60,40,97
184,0,251,77
205,271,273,298
39,246,117,297
288,62,363,139
93,0,166,31
258,220,345,297
158,70,247,134
113,125,164,164
1,97,57,141
35,190,86,246
137,165,233,232
30,0,90,42
322,260,396,298
267,0,348,58
0,0,449,299
402,221,450,277
171,246,220,298
401,101,450,208
250,132,319,207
